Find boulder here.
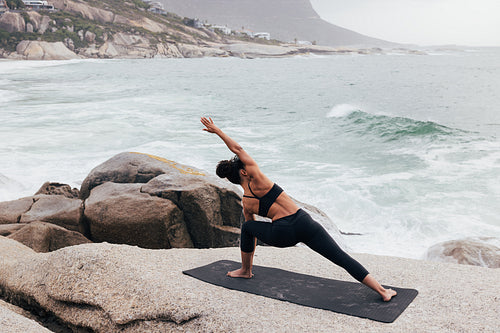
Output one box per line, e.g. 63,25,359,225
142,173,242,248
35,181,80,198
51,0,115,24
81,152,242,248
0,192,83,232
177,43,204,58
0,12,25,33
16,41,80,60
7,221,91,252
84,31,96,43
80,152,212,199
425,237,500,268
177,43,228,58
0,301,53,333
98,41,120,58
0,238,203,332
0,197,34,224
26,11,51,34
84,182,193,249
0,224,27,236
156,42,183,58
19,194,83,232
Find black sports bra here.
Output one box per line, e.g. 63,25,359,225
243,182,284,217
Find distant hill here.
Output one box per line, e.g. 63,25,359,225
158,0,394,47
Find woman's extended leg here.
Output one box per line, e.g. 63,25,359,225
298,212,397,301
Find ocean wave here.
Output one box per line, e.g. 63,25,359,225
328,107,461,141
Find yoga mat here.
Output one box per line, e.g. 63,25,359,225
183,260,418,323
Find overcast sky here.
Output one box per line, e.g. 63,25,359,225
310,0,500,46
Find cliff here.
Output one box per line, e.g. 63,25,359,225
158,0,394,47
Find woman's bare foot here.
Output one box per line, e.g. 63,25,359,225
382,288,397,302
227,268,254,278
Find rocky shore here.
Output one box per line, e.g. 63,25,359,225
0,0,426,60
1,240,499,332
0,151,498,332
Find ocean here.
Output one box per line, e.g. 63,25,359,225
1,49,499,259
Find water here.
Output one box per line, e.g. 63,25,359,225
1,49,499,259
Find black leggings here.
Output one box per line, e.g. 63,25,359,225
240,209,369,282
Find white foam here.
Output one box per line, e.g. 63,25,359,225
326,104,361,118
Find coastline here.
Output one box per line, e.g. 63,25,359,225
0,39,428,60
1,242,498,332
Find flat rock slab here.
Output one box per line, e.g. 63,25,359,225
183,260,418,323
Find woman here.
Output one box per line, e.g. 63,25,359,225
201,117,397,302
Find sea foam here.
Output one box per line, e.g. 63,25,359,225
326,104,361,118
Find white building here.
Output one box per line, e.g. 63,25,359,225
254,32,271,40
235,29,254,38
22,0,54,10
193,19,204,29
210,25,232,35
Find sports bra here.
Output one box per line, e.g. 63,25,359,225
243,182,284,217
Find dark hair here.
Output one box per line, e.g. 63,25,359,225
216,155,244,184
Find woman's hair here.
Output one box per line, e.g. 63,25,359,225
216,155,244,184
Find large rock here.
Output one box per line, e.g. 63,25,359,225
51,0,115,24
142,173,242,247
425,237,500,268
155,42,183,58
81,153,241,248
84,182,193,249
80,152,205,200
0,12,25,33
0,301,53,333
0,224,27,236
26,11,51,34
35,181,80,198
16,41,80,60
0,197,34,224
0,238,204,332
19,194,83,232
7,221,91,252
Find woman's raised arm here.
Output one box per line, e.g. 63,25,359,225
201,117,256,167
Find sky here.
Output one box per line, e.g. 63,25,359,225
310,0,500,46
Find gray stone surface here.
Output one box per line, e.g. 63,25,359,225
1,237,498,332
84,182,193,249
426,237,500,268
7,221,91,252
19,195,83,232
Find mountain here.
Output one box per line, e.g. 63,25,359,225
158,0,393,47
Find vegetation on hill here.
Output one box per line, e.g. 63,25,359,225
0,0,280,55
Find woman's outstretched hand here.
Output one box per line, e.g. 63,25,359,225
201,117,220,134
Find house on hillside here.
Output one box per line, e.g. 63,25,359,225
193,19,204,29
254,32,271,40
143,0,166,14
235,29,254,38
209,25,231,35
22,0,54,10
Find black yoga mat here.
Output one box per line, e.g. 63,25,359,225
183,260,418,323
